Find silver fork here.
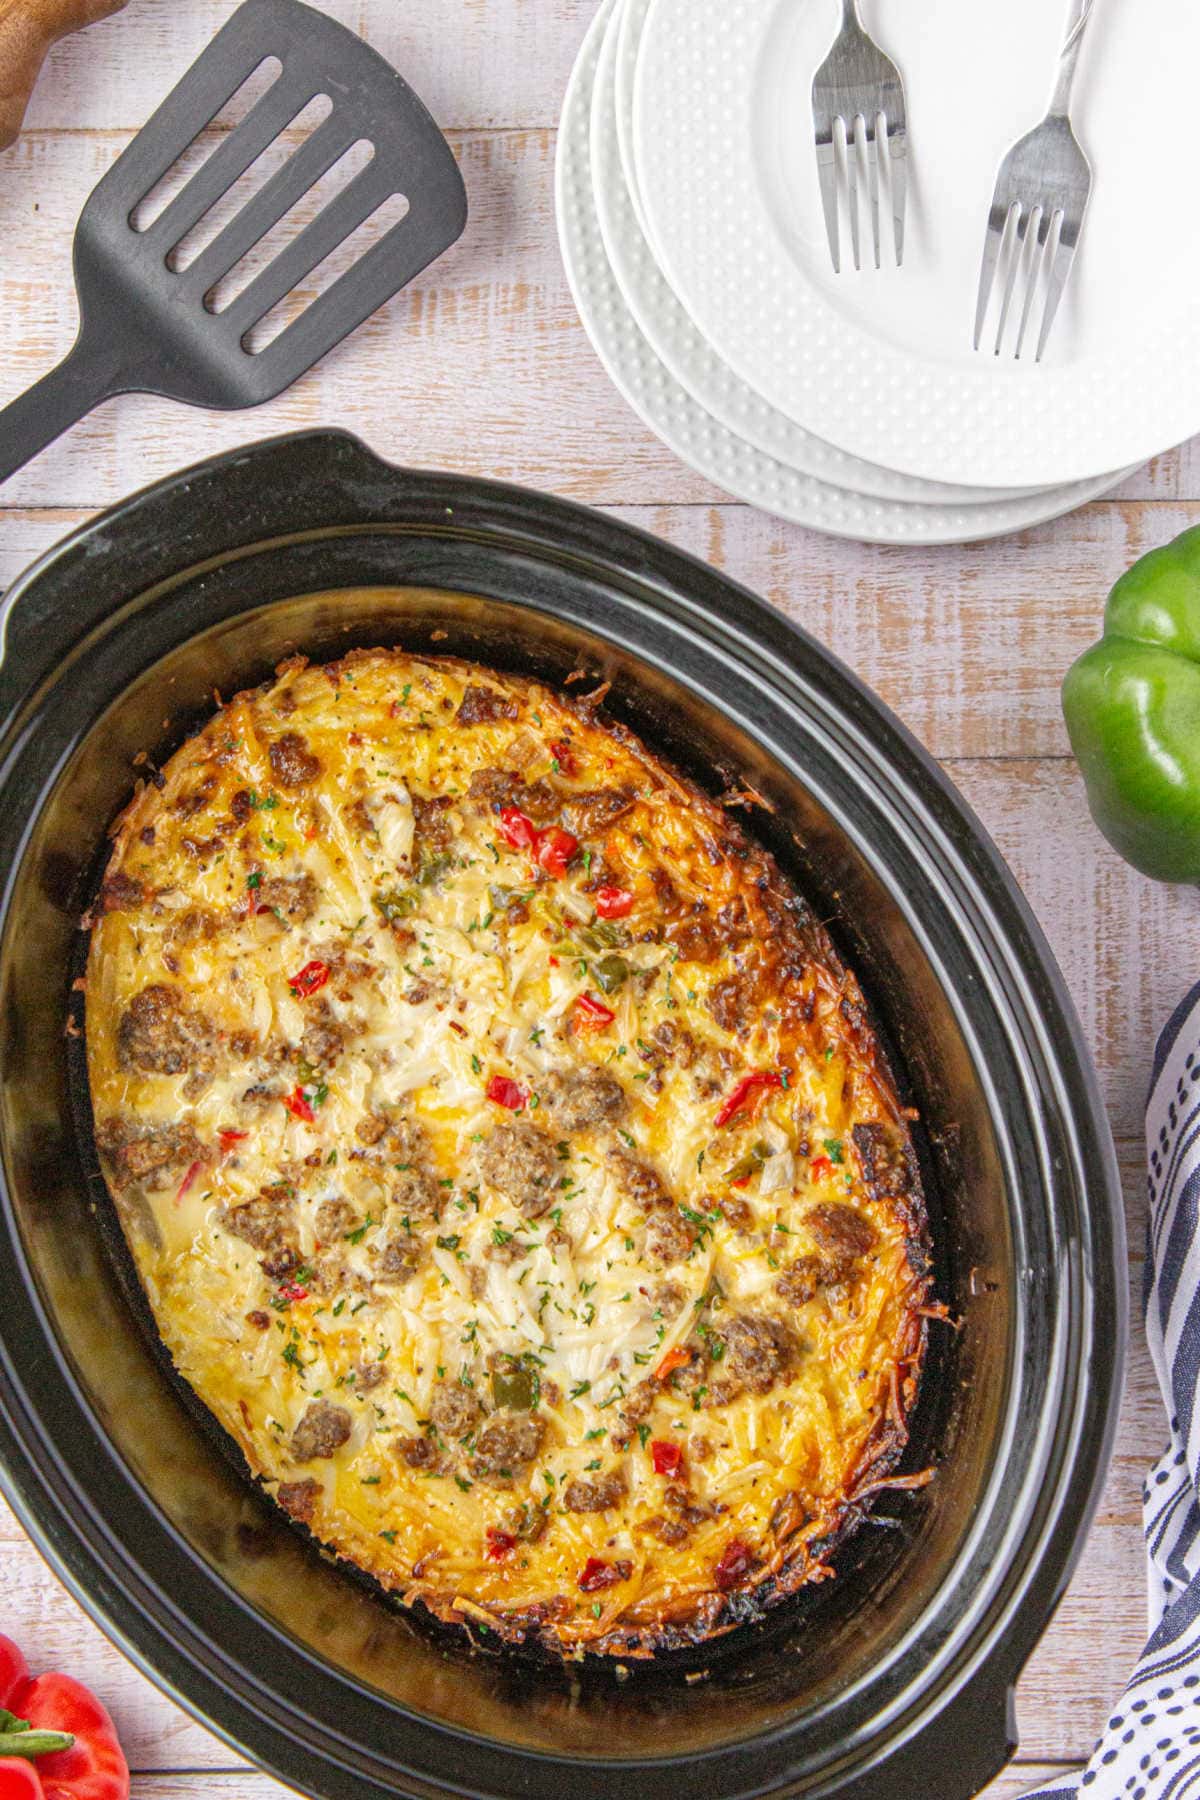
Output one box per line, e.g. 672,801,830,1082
811,0,908,273
973,0,1096,360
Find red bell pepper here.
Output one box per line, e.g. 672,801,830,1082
809,1154,834,1183
496,808,578,880
0,1634,129,1800
282,1087,316,1124
485,1527,516,1562
486,1075,527,1111
288,959,329,999
594,885,634,920
218,1128,248,1153
0,1765,42,1799
497,806,539,852
654,1345,692,1383
714,1538,754,1593
173,1160,202,1205
650,1439,684,1478
549,739,576,775
533,826,578,879
577,1556,631,1593
714,1071,783,1129
574,992,615,1032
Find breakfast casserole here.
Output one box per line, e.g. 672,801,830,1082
84,646,934,1656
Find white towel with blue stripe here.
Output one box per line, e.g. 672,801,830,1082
1023,982,1200,1800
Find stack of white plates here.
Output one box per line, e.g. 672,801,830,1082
556,0,1196,545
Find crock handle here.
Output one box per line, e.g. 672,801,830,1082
0,429,399,684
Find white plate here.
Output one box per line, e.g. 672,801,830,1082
557,0,1125,546
634,0,1192,489
614,0,655,247
596,0,1055,508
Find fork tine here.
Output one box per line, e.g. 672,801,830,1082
973,206,1007,351
863,115,881,270
843,117,861,272
1036,213,1075,362
1013,204,1048,360
992,203,1028,355
816,137,840,274
887,122,906,266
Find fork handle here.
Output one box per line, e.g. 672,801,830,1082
1049,0,1096,118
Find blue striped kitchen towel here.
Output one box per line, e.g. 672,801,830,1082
1023,980,1200,1800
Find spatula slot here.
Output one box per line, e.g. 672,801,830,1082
243,187,412,353
204,135,379,315
129,54,283,234
167,91,334,273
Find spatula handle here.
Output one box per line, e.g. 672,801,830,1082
0,337,123,485
0,0,130,150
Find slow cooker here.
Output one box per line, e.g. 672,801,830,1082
0,429,1126,1799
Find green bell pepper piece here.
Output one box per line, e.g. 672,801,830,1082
1062,523,1200,882
491,1353,540,1411
592,953,630,994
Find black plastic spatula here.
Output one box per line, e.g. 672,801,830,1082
0,0,467,484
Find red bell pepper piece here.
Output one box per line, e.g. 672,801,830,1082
0,1634,129,1800
486,1075,527,1111
282,1087,316,1124
497,806,539,852
714,1538,754,1593
288,959,329,999
809,1155,834,1182
485,1527,516,1562
574,992,616,1032
549,739,576,775
278,1282,308,1303
594,885,634,920
533,826,578,879
218,1129,248,1153
650,1439,684,1478
577,1556,631,1593
173,1160,202,1205
714,1071,783,1129
497,808,578,880
654,1345,692,1383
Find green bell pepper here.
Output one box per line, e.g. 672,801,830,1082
1063,523,1200,883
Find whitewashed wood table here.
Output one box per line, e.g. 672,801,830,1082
0,1,1190,1794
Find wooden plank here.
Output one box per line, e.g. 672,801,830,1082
605,498,1199,762
5,121,1200,515
0,125,724,513
3,497,1200,766
16,0,593,134
983,1772,1078,1800
1111,445,1200,503
947,759,1199,1145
